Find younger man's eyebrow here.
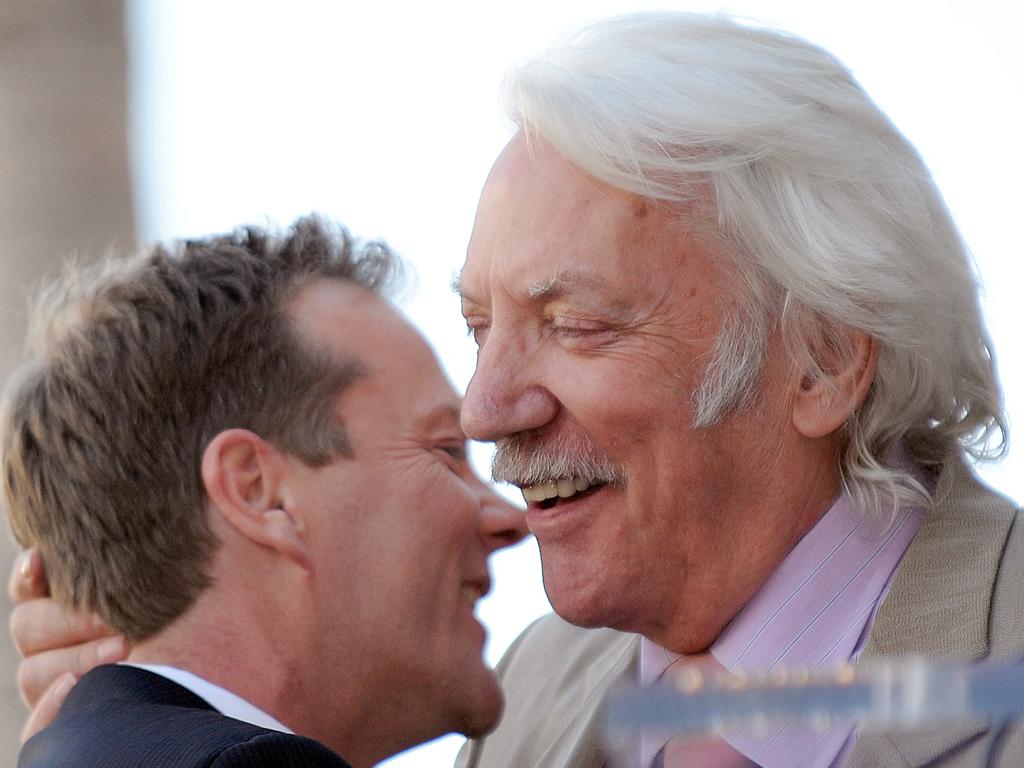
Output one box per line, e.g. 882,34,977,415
416,402,464,434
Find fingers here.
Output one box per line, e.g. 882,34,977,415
17,634,127,709
8,550,48,604
10,598,113,657
7,549,128,711
21,672,77,744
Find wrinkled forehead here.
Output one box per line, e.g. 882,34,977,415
477,133,642,224
460,135,697,304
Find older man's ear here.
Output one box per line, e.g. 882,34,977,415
200,429,312,571
791,329,878,439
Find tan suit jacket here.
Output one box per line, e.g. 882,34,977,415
458,461,1024,767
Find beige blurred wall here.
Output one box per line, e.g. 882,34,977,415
0,0,134,760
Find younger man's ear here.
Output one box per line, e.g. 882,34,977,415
201,429,310,570
792,329,878,439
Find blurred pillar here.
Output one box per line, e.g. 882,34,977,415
0,0,135,758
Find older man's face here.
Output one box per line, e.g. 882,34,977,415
459,135,833,652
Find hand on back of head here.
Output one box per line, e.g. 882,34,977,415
8,548,128,742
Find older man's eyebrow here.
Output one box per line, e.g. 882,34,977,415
526,272,613,300
526,273,636,324
450,269,469,299
525,275,562,299
453,268,608,299
453,269,628,317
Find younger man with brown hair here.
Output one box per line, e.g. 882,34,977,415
2,216,525,767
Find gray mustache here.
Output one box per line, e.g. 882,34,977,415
491,433,627,488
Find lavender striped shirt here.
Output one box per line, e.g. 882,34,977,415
640,491,923,767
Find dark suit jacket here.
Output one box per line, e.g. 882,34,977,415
18,664,352,768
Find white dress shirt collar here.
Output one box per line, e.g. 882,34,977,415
122,662,293,734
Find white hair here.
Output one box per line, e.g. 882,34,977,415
504,12,1005,524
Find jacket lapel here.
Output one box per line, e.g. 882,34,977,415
847,460,1017,767
543,631,641,768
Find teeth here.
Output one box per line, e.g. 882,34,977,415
521,477,598,504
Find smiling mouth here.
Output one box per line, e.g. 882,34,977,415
520,477,607,509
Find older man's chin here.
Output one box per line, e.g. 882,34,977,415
535,555,627,632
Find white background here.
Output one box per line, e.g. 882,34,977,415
128,2,1023,765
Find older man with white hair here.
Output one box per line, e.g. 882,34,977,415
453,12,1023,768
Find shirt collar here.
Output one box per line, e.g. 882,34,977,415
122,662,293,734
711,492,921,672
638,489,923,768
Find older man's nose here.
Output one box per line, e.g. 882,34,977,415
461,338,558,443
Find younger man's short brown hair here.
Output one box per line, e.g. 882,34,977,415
2,215,399,641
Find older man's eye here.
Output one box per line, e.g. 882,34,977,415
464,317,490,347
549,318,610,338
